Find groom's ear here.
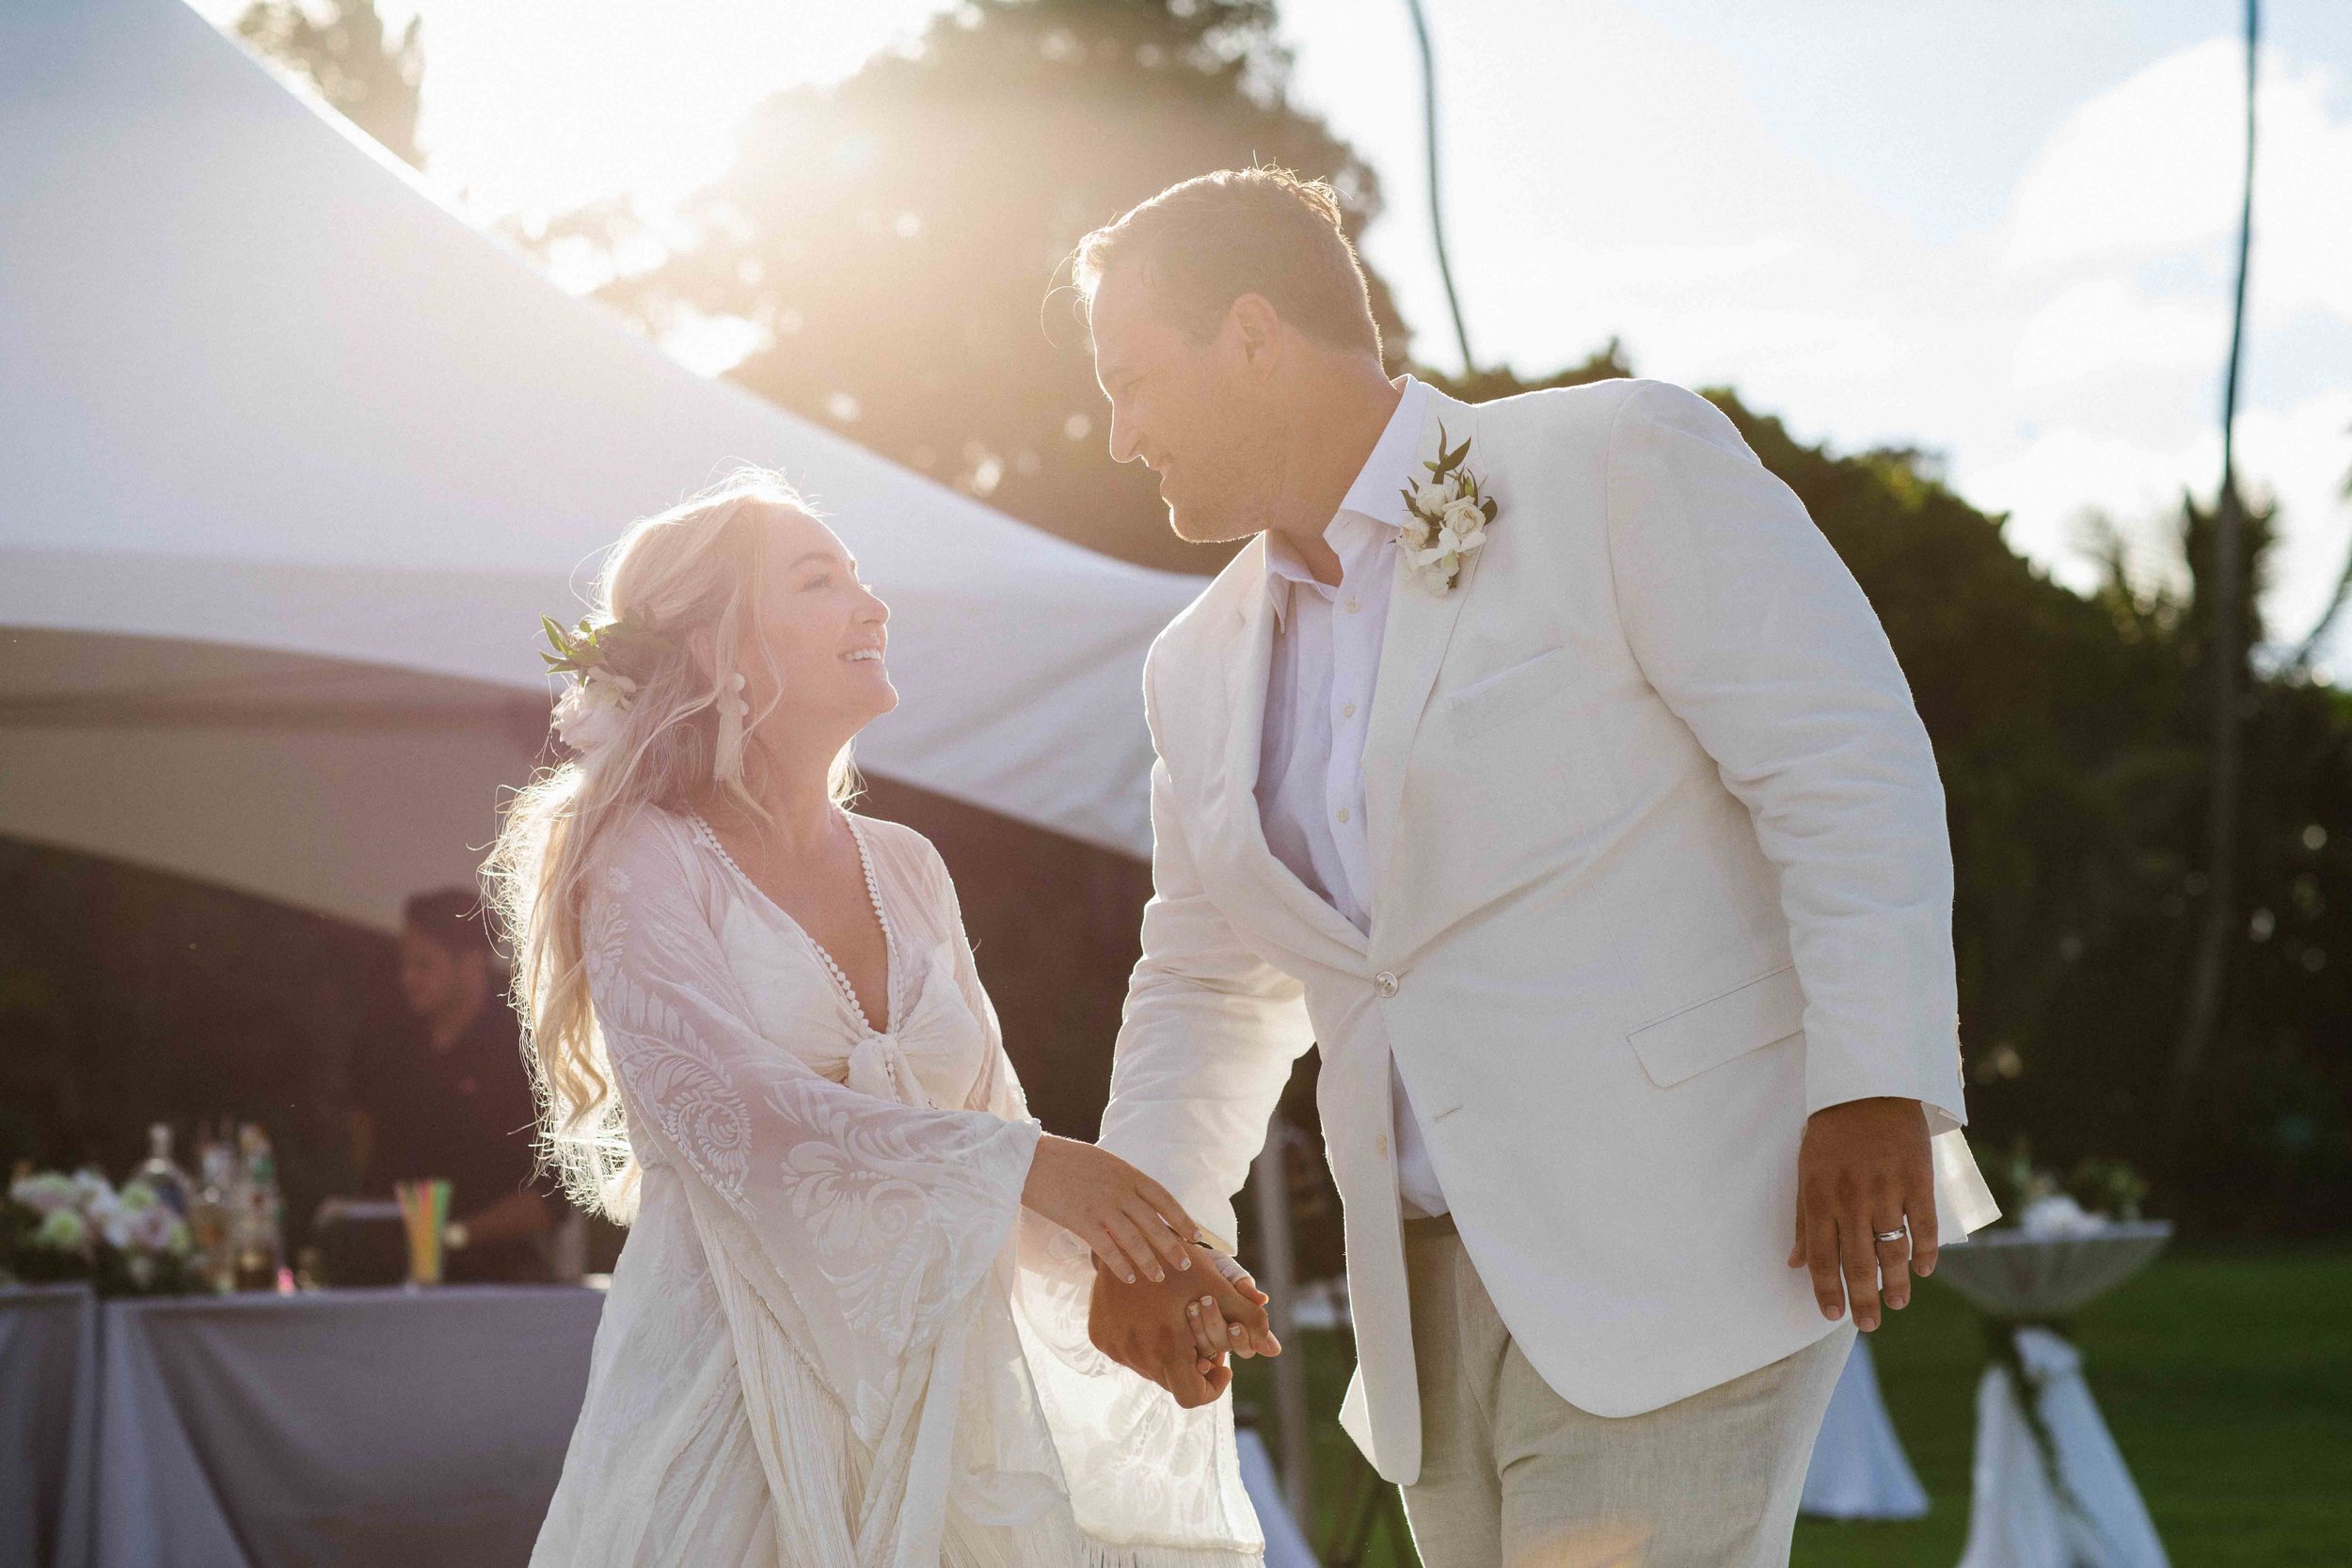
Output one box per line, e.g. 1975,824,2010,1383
1224,292,1284,381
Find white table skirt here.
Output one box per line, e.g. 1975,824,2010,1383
1958,1327,2169,1568
1933,1225,2173,1568
1800,1334,1930,1520
0,1284,99,1568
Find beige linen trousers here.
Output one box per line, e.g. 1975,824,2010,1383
1399,1220,1855,1568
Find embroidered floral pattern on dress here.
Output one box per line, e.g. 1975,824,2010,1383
533,809,1263,1568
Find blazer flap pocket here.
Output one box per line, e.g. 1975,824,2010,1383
1445,646,1571,742
1628,964,1804,1088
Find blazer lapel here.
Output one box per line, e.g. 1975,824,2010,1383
1202,543,1371,961
1363,391,1483,905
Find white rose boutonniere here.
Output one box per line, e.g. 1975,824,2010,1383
1395,423,1496,593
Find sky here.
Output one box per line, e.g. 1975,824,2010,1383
195,0,2352,669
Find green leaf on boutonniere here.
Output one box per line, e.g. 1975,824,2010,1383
1428,423,1473,482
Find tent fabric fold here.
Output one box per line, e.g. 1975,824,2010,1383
0,0,1202,926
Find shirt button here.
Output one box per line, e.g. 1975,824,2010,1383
1342,702,1357,719
1343,596,1360,614
1375,1132,1391,1158
1336,806,1351,824
1375,970,1399,998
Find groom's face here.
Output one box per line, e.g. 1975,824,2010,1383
1089,262,1286,546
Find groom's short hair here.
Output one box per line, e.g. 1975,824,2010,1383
1073,167,1384,361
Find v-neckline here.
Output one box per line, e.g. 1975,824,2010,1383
688,810,898,1036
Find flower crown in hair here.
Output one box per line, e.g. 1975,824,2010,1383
541,614,675,756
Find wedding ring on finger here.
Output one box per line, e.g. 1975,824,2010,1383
1873,1227,1908,1244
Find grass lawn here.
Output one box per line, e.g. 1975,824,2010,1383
1230,1244,2352,1566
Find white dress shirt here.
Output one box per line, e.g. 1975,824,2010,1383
1255,374,1449,1217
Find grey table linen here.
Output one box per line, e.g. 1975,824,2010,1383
87,1287,605,1568
16,1281,1313,1567
0,1285,99,1568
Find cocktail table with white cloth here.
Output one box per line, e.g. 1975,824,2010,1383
0,1283,99,1568
1800,1335,1931,1521
1931,1210,2173,1568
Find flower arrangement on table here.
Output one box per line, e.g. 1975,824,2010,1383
1974,1137,2150,1236
3,1166,199,1295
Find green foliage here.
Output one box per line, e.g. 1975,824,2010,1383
235,0,425,169
547,0,1405,573
538,613,675,680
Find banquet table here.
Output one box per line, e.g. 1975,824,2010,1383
1931,1223,2173,1568
0,1284,99,1568
84,1286,607,1568
24,1282,1311,1568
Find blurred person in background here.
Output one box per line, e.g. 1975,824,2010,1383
349,887,552,1282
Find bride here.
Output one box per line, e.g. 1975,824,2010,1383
486,471,1278,1566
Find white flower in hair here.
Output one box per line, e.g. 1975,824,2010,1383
539,613,673,758
551,669,637,756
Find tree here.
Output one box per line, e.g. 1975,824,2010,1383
2172,0,2263,1104
555,0,1406,574
236,0,425,170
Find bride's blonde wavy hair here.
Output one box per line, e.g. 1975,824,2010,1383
484,468,856,1222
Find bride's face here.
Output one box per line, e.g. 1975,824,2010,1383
741,510,895,751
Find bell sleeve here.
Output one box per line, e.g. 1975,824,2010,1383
580,811,1041,1535
913,836,1266,1564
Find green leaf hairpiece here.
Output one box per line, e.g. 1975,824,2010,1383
538,613,677,680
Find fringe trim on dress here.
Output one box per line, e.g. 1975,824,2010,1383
1079,1542,1263,1568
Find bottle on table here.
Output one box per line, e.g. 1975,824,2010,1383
135,1122,194,1217
232,1123,285,1292
188,1123,238,1293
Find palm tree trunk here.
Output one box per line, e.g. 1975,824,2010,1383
1404,0,1475,375
2171,0,2261,1112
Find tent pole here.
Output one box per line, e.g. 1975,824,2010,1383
1251,1137,1311,1527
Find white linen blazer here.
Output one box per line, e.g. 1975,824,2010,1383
1098,377,1998,1485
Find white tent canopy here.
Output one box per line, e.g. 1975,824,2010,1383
0,0,1201,928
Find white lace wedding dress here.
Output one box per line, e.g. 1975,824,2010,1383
530,806,1263,1568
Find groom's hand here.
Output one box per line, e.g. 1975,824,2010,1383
1089,1255,1277,1408
1788,1096,1939,1333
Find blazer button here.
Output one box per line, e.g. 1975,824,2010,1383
1375,1132,1390,1158
1375,970,1399,998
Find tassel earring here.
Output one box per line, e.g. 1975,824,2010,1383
713,671,751,784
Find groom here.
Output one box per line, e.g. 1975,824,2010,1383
1074,169,1997,1566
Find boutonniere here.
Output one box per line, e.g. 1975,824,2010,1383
1396,422,1497,593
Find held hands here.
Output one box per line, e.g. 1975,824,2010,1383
1088,1250,1280,1408
1788,1096,1940,1332
1016,1133,1283,1407
1182,1249,1279,1374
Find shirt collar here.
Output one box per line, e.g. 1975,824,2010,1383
1263,374,1429,622
1338,372,1431,533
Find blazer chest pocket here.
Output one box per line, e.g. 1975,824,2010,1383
1445,646,1573,743
1628,963,1804,1088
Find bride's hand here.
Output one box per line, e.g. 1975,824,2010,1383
1185,1252,1279,1370
1021,1134,1200,1286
